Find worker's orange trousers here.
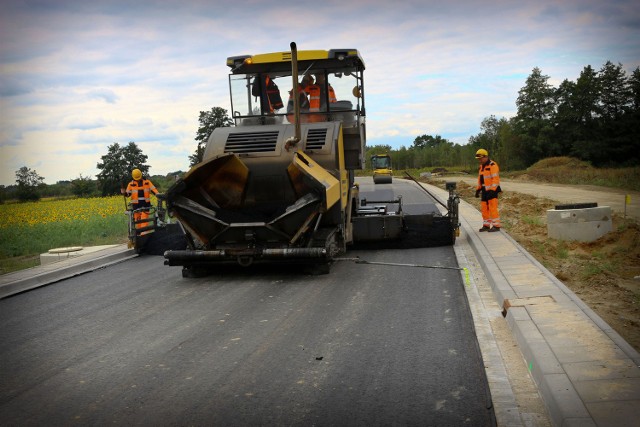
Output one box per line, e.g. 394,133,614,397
481,198,501,228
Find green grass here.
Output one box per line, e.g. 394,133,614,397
0,215,128,275
530,239,547,254
0,255,40,275
0,215,127,258
522,215,544,227
579,260,615,281
555,244,569,259
0,195,144,274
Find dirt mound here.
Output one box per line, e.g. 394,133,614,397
523,157,593,183
529,156,592,170
431,167,449,174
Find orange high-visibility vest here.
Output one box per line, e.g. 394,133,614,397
264,76,283,112
327,85,337,104
306,85,337,112
126,179,158,208
306,85,321,112
476,160,500,199
251,75,284,113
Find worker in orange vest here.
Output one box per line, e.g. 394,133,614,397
475,149,502,232
251,74,283,113
122,168,159,230
286,74,311,123
312,73,337,109
305,73,337,122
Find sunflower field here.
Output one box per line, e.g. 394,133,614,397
0,195,138,273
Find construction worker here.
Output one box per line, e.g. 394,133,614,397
122,168,159,230
286,74,311,123
475,149,502,232
312,73,337,109
305,73,337,122
251,74,283,113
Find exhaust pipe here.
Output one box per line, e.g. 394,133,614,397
285,41,301,150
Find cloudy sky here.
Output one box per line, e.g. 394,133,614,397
1,0,639,186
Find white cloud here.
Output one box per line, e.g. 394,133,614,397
1,0,639,185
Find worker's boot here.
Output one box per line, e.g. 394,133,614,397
489,227,501,232
479,226,490,232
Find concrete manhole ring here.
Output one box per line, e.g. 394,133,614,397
48,246,84,254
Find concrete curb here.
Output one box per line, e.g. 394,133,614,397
497,226,640,367
460,214,594,426
453,237,526,426
0,244,137,299
425,182,640,427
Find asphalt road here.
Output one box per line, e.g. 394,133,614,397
0,179,495,426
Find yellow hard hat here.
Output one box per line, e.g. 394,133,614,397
132,169,142,180
475,149,488,158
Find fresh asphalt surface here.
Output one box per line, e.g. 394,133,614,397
0,180,495,426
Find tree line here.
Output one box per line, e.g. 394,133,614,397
1,108,229,203
4,61,638,202
368,61,640,172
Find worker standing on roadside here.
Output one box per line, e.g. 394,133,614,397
475,149,502,232
121,168,159,230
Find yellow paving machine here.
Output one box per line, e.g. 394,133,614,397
161,43,459,276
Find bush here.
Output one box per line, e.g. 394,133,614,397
16,185,41,202
71,174,98,198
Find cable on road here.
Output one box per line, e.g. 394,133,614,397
334,256,464,271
